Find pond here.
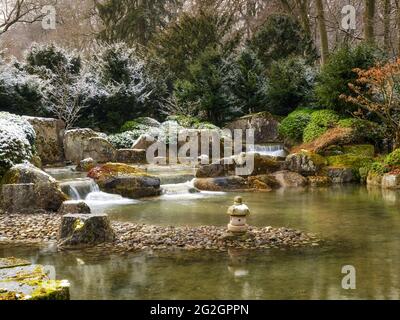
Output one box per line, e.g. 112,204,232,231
1,166,400,299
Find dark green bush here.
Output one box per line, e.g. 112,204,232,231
266,57,316,116
315,44,385,114
303,110,340,142
384,149,400,167
278,109,313,143
338,118,385,143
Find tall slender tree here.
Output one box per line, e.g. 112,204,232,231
316,0,329,65
383,0,391,54
364,0,376,43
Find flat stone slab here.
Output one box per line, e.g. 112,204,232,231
0,258,70,300
0,257,30,269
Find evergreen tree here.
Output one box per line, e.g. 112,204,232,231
250,14,317,67
174,47,233,126
224,48,268,115
96,0,182,46
152,7,239,80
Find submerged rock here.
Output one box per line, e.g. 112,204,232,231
0,164,67,213
193,175,274,192
327,167,356,183
307,176,332,187
23,116,65,165
0,258,70,300
88,163,161,198
58,200,91,215
269,170,307,188
58,213,115,247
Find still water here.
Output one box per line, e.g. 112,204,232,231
2,181,400,299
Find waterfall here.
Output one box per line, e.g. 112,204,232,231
161,179,200,195
60,179,100,200
247,144,287,157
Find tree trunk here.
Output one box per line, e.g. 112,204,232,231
364,0,376,43
383,0,391,53
316,0,329,65
297,0,311,36
396,1,400,54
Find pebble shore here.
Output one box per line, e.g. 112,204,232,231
0,214,320,251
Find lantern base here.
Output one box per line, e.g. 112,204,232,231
227,223,248,233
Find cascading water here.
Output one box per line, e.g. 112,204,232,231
60,179,100,200
247,144,287,157
160,179,225,199
161,179,200,195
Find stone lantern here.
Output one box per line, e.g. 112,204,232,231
227,196,250,234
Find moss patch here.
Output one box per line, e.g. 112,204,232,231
326,154,373,169
342,144,375,157
88,162,148,181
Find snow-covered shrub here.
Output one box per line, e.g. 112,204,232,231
0,58,44,115
0,112,36,178
83,43,165,132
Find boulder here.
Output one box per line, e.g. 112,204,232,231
63,128,99,164
82,137,116,163
0,164,67,213
248,153,282,175
224,112,280,143
23,116,65,165
202,153,282,177
77,158,96,172
307,176,332,187
247,175,275,191
88,163,161,198
131,134,155,150
367,171,383,187
193,176,248,192
58,213,115,247
195,163,226,178
326,167,356,183
0,258,70,300
116,149,147,164
285,152,326,176
269,170,307,188
382,173,400,189
58,200,91,215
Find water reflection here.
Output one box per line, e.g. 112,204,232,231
2,184,400,299
1,240,400,300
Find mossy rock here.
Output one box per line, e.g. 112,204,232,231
0,258,70,300
342,144,375,157
300,151,327,167
326,154,374,169
88,162,148,182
